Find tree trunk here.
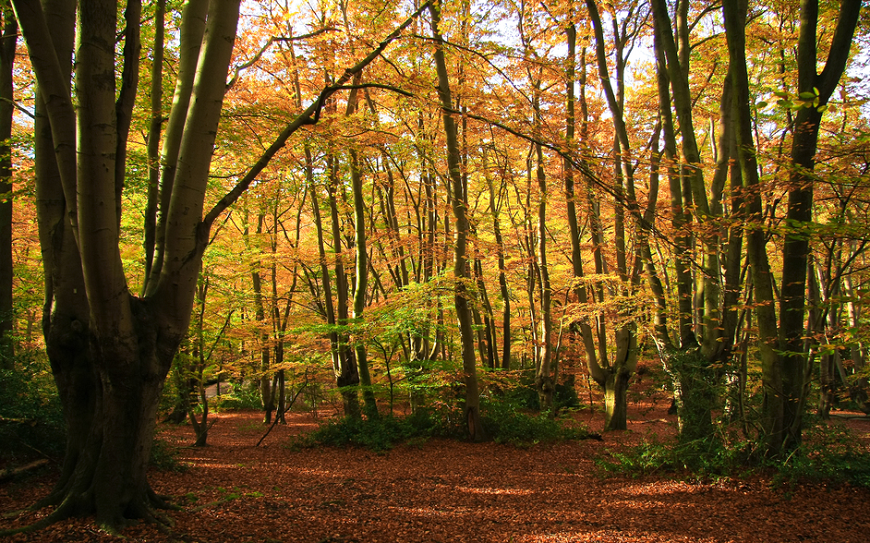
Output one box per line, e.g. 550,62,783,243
327,153,361,417
724,0,861,455
778,0,861,449
11,0,241,529
430,0,483,441
843,272,870,413
291,22,356,413
346,83,378,420
12,0,426,533
603,369,631,432
0,8,15,368
43,299,177,527
534,138,554,413
668,349,716,442
584,0,641,431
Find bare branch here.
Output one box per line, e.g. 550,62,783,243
202,2,432,230
226,27,338,89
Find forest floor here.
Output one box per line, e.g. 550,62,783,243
2,397,870,543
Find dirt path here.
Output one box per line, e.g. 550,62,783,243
2,405,870,542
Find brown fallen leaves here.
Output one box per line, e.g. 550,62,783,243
2,403,870,543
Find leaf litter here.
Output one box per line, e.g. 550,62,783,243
2,402,870,542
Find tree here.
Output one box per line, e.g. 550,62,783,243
723,0,862,455
10,0,431,530
582,0,644,431
10,0,242,527
430,0,484,441
0,6,15,369
649,0,738,441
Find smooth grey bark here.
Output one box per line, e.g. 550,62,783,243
483,151,511,370
286,32,359,417
143,0,207,293
777,0,861,452
650,0,749,441
188,276,211,447
843,272,870,413
563,21,598,386
346,81,378,419
143,0,164,286
248,210,276,424
651,0,722,358
9,0,240,529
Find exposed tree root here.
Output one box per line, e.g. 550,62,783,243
149,484,181,511
0,485,183,539
0,515,58,537
0,500,78,538
1,509,27,520
0,459,50,483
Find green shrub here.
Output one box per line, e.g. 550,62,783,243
596,417,870,488
213,381,261,411
775,418,870,488
0,353,66,459
150,435,187,472
596,433,756,479
497,370,581,412
296,394,591,452
295,414,426,452
481,399,591,447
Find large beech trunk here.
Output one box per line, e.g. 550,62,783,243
602,369,631,432
41,299,180,527
11,0,240,530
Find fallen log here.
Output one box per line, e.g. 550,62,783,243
0,459,49,483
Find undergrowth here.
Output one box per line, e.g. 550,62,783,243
293,397,594,452
150,435,188,472
775,419,870,488
480,399,592,447
596,416,870,488
0,353,65,460
290,409,448,452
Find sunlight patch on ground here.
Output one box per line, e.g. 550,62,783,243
288,467,338,477
388,506,455,517
520,530,715,542
617,481,699,496
601,499,696,511
182,459,245,469
454,485,535,496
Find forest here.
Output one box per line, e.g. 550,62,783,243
1,0,870,540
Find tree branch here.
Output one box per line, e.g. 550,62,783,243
202,1,432,230
226,27,338,89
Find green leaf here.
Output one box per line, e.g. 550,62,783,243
817,104,828,113
773,90,789,98
799,91,816,100
756,101,768,109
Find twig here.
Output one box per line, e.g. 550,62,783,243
255,382,309,447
